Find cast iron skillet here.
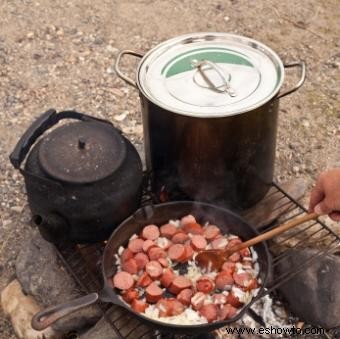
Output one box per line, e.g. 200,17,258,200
31,201,271,334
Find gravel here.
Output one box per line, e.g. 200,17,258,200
0,0,339,338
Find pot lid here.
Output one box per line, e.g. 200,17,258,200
38,121,126,184
137,33,284,118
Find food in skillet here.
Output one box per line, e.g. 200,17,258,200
112,215,260,324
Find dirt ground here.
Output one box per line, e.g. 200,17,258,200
0,0,339,337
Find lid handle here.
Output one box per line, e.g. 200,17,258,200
192,59,237,97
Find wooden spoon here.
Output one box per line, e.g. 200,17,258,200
195,212,319,271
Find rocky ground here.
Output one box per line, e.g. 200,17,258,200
0,0,339,338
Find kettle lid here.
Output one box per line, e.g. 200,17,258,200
38,121,126,184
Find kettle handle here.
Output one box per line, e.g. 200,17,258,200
9,109,112,169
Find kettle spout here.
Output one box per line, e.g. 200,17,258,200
32,213,69,244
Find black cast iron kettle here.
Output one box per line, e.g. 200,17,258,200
10,109,143,244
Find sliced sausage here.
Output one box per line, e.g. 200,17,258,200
212,293,227,305
145,282,163,303
191,235,207,250
142,225,160,240
222,261,236,275
128,238,144,253
177,288,193,306
168,299,185,316
233,272,252,288
171,232,189,244
134,253,149,270
199,304,218,323
148,247,167,261
158,257,169,267
122,289,139,304
191,292,206,310
180,214,196,226
113,271,134,290
131,299,148,313
145,260,163,278
160,268,175,288
215,271,234,290
218,304,238,320
169,276,192,295
142,239,155,253
168,244,186,262
227,292,243,308
121,248,134,262
211,237,228,249
136,272,153,288
204,225,221,240
155,298,172,317
160,223,178,238
228,252,241,262
121,258,138,275
182,222,204,235
180,244,194,262
196,276,215,293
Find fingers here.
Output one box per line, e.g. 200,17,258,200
329,211,340,222
314,200,333,215
308,182,324,213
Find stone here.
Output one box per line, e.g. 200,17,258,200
277,248,340,329
1,279,59,339
15,232,102,333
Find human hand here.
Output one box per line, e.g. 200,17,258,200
308,168,340,221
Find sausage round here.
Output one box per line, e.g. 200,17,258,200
134,253,149,270
171,232,189,244
176,288,193,306
169,276,192,295
160,223,178,238
168,244,186,262
142,239,155,253
191,292,206,311
191,235,207,250
160,268,175,288
113,271,134,290
196,276,215,293
121,258,138,275
128,238,144,253
204,225,221,240
199,304,218,323
136,272,153,288
145,260,163,278
148,247,167,261
122,289,139,304
131,299,148,313
142,225,160,240
145,282,163,303
211,237,228,249
218,304,238,320
215,271,234,290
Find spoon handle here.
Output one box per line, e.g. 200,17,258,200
225,212,319,256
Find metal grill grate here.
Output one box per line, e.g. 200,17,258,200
55,182,340,338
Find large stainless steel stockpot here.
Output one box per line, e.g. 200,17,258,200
115,33,306,208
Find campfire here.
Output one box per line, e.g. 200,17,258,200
1,32,340,339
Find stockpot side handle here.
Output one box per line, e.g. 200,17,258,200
31,293,99,331
9,109,112,169
115,50,144,88
276,61,306,99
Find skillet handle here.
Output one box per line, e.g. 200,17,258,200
115,50,144,88
31,293,99,331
